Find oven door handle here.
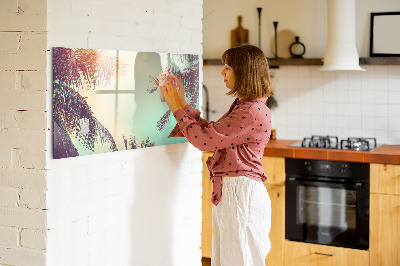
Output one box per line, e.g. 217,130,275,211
287,177,364,189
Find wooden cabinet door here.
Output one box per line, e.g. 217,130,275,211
262,157,285,265
262,156,285,186
284,241,369,266
264,184,285,266
370,163,400,195
370,193,400,266
202,152,213,258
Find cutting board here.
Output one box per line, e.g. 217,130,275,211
231,16,249,48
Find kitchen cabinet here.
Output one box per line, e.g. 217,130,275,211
202,152,213,258
261,156,285,266
370,163,400,195
370,193,400,266
370,163,400,266
202,156,400,265
264,184,284,265
261,156,285,186
284,241,369,266
201,154,286,265
260,141,400,266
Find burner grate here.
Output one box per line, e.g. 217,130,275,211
296,136,378,151
301,135,339,149
340,137,377,151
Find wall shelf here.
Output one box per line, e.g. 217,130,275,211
203,58,323,68
203,57,400,67
359,57,400,65
268,58,323,67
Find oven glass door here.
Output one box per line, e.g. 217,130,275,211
286,179,369,250
298,185,356,239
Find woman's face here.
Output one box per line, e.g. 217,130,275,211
220,64,235,89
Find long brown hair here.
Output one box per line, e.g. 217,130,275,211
221,44,273,99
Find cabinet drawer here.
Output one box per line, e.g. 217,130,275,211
284,241,369,266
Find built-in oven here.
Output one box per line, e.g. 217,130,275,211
285,158,370,250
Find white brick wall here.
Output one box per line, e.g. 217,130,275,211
0,227,19,247
0,0,48,265
21,229,47,250
0,0,202,265
0,187,19,208
0,208,46,230
0,169,47,189
0,248,46,266
2,0,203,264
46,1,203,266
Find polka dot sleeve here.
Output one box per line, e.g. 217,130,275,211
172,106,256,152
169,104,211,138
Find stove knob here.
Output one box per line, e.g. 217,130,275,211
340,164,347,174
305,162,312,171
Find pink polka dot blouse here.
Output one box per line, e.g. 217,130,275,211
169,97,271,206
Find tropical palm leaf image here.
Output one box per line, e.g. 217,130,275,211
52,47,199,159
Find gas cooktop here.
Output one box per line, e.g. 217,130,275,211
289,135,383,151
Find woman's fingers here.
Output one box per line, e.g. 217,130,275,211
163,81,175,96
166,75,184,94
165,75,186,107
175,76,184,89
160,85,167,97
164,80,176,92
164,74,184,92
166,75,175,86
163,81,171,92
161,81,182,112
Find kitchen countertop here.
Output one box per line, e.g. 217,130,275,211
263,139,400,165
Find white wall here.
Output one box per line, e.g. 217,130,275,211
46,0,203,266
203,0,400,58
203,0,400,145
0,0,48,265
203,0,326,59
271,65,400,144
204,65,400,144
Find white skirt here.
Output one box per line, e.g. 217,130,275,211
212,176,271,266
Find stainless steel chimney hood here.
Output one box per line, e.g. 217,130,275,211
320,0,365,71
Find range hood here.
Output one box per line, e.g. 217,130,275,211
320,0,365,71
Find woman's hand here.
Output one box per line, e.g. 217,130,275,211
160,76,184,113
169,74,187,108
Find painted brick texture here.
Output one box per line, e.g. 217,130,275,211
0,0,48,265
0,227,19,247
2,0,203,265
46,0,203,266
21,229,47,250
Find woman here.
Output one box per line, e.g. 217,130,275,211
161,44,273,266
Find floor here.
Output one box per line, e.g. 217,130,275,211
202,257,211,266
